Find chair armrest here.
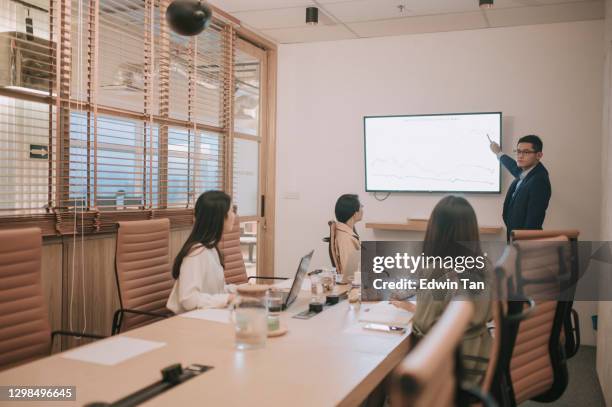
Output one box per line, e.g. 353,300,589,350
118,308,171,319
565,308,580,358
51,330,106,342
247,276,289,281
571,308,580,348
506,297,536,323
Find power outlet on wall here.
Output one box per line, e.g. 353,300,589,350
283,191,300,200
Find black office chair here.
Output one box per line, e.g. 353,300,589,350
322,220,339,270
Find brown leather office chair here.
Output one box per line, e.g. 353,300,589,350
0,228,104,371
219,213,249,285
220,213,287,286
494,237,572,407
219,210,286,286
510,230,579,241
511,229,580,359
112,219,174,334
391,301,496,407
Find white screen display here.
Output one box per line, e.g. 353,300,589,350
364,113,501,193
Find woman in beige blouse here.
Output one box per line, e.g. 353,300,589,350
393,195,493,388
333,194,363,278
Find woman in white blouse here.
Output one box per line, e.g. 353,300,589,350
166,190,237,314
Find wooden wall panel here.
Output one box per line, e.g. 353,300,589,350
61,234,119,349
41,240,63,353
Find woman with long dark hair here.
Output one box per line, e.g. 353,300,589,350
394,195,492,387
333,194,363,277
166,190,236,314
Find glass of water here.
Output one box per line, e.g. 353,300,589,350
321,268,336,293
231,285,269,350
267,291,283,332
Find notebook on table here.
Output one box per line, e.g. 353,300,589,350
358,301,414,327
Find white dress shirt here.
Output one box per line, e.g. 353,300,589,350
496,151,536,181
166,244,236,314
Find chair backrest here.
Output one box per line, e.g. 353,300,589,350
0,227,51,370
115,219,173,332
496,237,571,405
481,299,502,395
327,221,342,273
511,229,581,359
511,229,579,241
392,301,474,407
219,214,248,284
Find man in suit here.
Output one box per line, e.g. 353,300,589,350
489,134,551,240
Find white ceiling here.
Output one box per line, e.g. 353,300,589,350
207,0,605,43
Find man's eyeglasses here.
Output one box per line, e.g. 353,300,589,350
513,149,537,156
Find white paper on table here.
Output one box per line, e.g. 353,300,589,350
358,301,414,326
61,337,165,366
179,308,231,324
343,322,411,337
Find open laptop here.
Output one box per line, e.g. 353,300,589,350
275,250,314,310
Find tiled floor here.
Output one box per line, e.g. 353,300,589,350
521,345,604,407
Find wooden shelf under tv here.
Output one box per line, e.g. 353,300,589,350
365,219,503,235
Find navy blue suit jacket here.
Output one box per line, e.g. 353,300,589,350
500,155,551,239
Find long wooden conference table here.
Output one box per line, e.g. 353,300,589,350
0,286,412,406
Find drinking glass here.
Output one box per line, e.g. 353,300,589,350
267,291,283,332
232,286,268,350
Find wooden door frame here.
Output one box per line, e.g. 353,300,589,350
233,31,277,278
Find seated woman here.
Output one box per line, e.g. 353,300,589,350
333,194,363,278
166,190,236,314
393,195,493,388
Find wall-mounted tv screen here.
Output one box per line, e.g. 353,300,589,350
364,112,502,193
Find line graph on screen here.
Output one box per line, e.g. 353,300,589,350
364,113,501,192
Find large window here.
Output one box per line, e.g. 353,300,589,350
69,113,157,210
0,0,269,236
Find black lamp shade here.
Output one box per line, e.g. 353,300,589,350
306,7,318,25
167,0,213,36
479,0,494,8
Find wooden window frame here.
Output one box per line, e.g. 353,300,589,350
0,1,277,265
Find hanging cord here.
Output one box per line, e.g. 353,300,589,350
148,1,154,209
69,0,87,336
373,192,391,201
79,0,87,336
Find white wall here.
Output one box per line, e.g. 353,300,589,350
275,21,605,344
